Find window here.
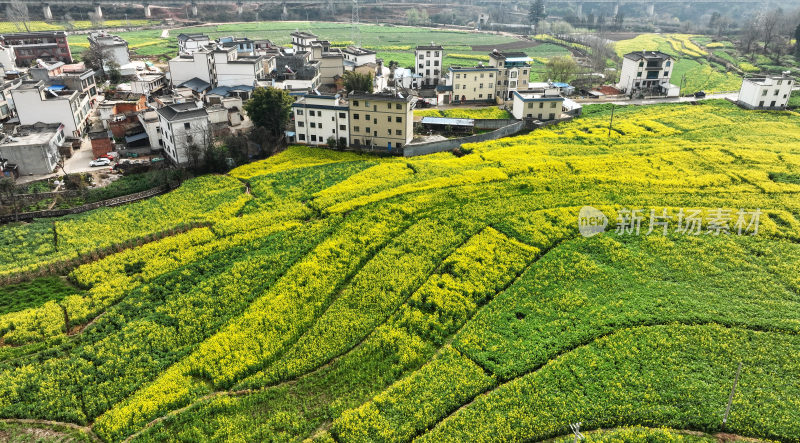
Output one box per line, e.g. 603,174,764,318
456,74,461,79
365,114,370,120
488,94,492,99
353,100,359,106
551,102,556,108
395,117,402,123
309,110,315,116
479,83,483,89
186,135,193,143
639,61,644,67
366,127,371,134
489,73,494,78
762,90,768,96
528,103,533,109
510,71,517,79
479,94,483,98
298,121,304,127
353,113,359,120
759,101,765,107
396,104,402,110
311,135,317,142
480,73,485,78
339,112,346,118
388,103,392,109
774,90,779,96
354,126,359,132
319,124,323,129
396,129,402,135
539,102,544,108
296,109,304,115
549,113,555,120
636,72,642,77
426,51,431,56
663,71,669,77
434,60,439,66
339,124,346,130
331,116,335,121
770,101,776,107
373,105,377,111
387,129,391,135
426,60,430,66
184,122,191,129
310,122,316,128
387,116,392,122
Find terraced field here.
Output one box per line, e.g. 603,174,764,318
1,100,800,442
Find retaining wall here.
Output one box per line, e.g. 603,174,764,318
403,120,525,157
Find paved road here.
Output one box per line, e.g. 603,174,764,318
575,92,740,106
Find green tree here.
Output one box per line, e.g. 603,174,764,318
243,87,294,150
545,56,578,83
528,0,546,34
343,71,374,93
794,22,800,57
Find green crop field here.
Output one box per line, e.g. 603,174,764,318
1,100,800,442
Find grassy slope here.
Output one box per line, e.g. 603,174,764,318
0,101,799,441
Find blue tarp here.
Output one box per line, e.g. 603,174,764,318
46,85,67,91
124,132,149,143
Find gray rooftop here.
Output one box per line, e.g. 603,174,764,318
156,102,208,122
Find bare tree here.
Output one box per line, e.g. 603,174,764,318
760,9,782,53
82,45,112,78
6,0,30,32
88,11,104,29
740,15,760,56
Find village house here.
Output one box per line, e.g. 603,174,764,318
168,49,216,89
0,31,72,65
488,50,532,101
132,73,167,96
212,46,266,87
177,33,211,55
617,51,677,96
415,43,443,87
10,80,91,137
511,90,564,121
0,123,66,175
88,32,134,75
156,102,210,166
347,93,413,151
446,65,498,103
737,74,795,110
292,94,349,147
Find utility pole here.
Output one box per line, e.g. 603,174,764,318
351,0,361,47
722,362,743,430
607,104,615,138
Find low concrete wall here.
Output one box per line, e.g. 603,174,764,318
0,184,177,224
403,120,525,157
473,119,518,130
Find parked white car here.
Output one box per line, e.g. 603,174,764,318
89,158,112,167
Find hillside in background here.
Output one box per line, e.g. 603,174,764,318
1,101,800,442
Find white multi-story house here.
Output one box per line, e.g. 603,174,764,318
156,102,210,166
132,73,167,95
177,33,210,55
292,94,349,147
737,74,795,110
88,32,132,74
488,50,532,101
512,90,564,120
341,47,377,67
212,46,265,87
617,51,676,95
415,43,443,87
11,80,91,137
168,49,216,88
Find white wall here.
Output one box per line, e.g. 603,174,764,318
617,57,674,93
168,53,214,87
293,97,349,147
216,62,260,87
159,114,210,165
738,77,794,109
11,88,79,136
0,46,16,69
415,49,442,86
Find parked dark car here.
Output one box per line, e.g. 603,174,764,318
694,91,707,98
